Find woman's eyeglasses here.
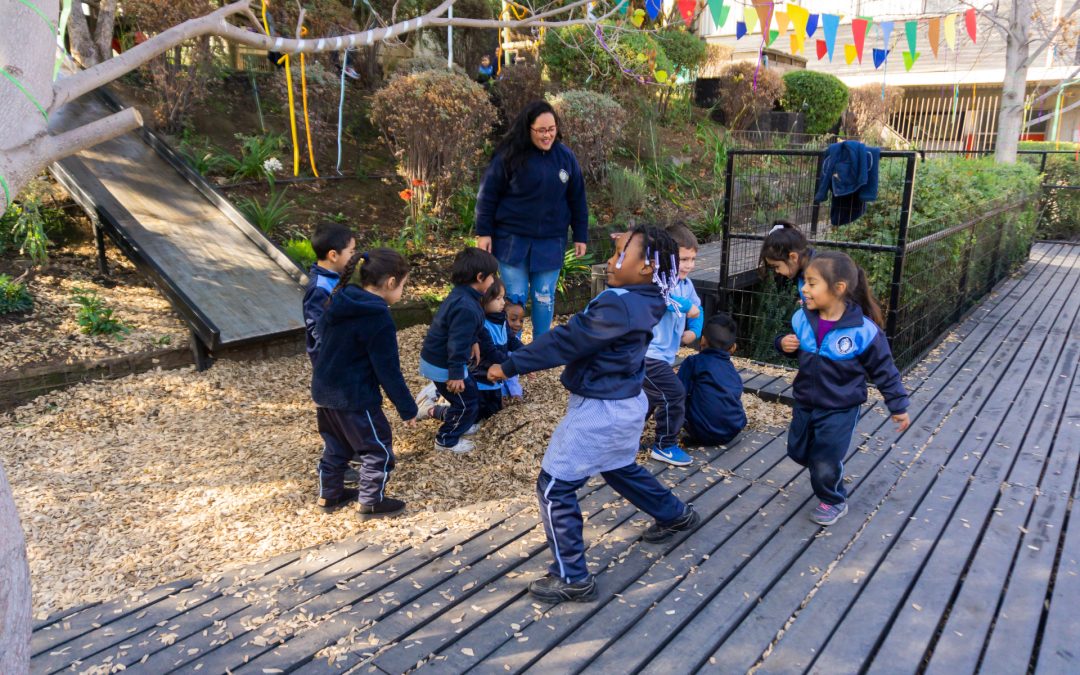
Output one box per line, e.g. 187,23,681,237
530,126,558,136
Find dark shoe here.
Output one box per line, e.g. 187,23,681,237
345,464,361,487
358,497,406,520
528,573,598,603
318,488,359,514
643,504,701,543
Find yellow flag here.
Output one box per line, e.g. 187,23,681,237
744,5,759,33
844,43,857,64
775,11,789,37
944,13,957,50
790,33,805,54
787,5,810,37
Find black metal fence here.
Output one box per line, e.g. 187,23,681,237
715,148,1038,371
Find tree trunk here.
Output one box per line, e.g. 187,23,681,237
0,462,31,672
67,5,103,67
995,0,1031,163
92,0,120,66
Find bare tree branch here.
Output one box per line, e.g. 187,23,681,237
1024,0,1080,66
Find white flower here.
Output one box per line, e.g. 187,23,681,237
263,157,283,174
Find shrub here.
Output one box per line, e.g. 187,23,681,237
72,289,130,338
218,133,285,182
391,56,467,79
1020,141,1080,240
284,238,317,269
370,70,497,208
492,61,545,124
0,274,32,315
0,194,54,264
540,23,671,92
549,90,626,181
558,247,596,294
607,165,648,215
237,188,295,234
655,27,707,75
714,62,784,130
845,84,904,140
781,71,849,135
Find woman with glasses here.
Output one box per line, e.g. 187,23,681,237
475,100,589,336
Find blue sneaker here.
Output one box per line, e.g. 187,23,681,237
810,501,848,526
650,444,692,466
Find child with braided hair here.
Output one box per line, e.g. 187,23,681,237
311,249,416,519
487,225,700,603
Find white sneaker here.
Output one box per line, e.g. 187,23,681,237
435,438,475,454
415,383,438,419
463,423,481,436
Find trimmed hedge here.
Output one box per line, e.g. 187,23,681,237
782,71,849,135
1019,141,1080,240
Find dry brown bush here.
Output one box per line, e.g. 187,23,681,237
715,62,785,130
550,90,626,182
492,62,545,124
845,85,905,140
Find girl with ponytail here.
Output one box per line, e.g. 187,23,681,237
311,248,416,519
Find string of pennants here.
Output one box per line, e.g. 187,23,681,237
662,0,979,72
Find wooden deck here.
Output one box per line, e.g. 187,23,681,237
30,242,1080,674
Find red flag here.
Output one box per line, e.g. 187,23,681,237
964,8,977,42
678,0,697,26
852,17,869,63
816,38,828,60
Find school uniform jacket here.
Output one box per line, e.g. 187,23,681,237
473,311,525,389
420,285,485,381
302,264,340,365
501,284,666,400
776,301,909,414
311,286,417,419
676,348,747,442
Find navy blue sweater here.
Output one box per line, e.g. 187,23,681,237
420,285,486,381
677,349,747,444
475,143,588,265
302,264,340,365
776,302,909,414
502,285,665,400
472,311,526,385
311,286,418,419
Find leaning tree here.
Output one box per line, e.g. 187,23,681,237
0,0,634,668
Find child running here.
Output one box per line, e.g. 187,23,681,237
677,312,747,448
759,220,814,302
488,225,700,603
776,251,910,526
417,247,500,454
642,223,704,466
311,249,415,518
303,223,357,365
473,278,525,420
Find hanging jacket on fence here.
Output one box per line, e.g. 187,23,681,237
814,141,881,226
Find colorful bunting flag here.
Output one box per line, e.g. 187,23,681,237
944,13,956,50
790,33,805,55
852,17,869,63
631,8,646,26
645,0,661,21
903,50,920,71
736,20,747,39
928,17,941,58
816,38,827,60
743,6,759,33
879,21,894,49
806,13,818,38
964,8,977,42
822,14,840,61
788,5,810,37
775,11,789,37
707,0,730,31
905,20,918,57
844,43,857,65
677,0,696,27
767,29,779,46
873,48,889,69
752,0,774,36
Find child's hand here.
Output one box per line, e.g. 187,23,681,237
780,334,800,353
487,364,506,382
446,379,465,393
892,412,910,433
402,416,417,427
681,330,697,345
687,305,700,319
470,343,481,367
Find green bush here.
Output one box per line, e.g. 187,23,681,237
218,133,285,183
72,289,130,338
1019,141,1080,240
237,188,295,234
654,27,707,75
0,274,32,315
284,238,317,269
782,71,849,135
715,62,784,130
540,23,672,92
1,189,61,264
607,165,648,215
550,90,626,181
558,247,596,294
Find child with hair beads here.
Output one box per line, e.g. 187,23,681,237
642,223,704,466
311,249,415,518
759,220,815,302
417,247,500,454
472,278,525,419
488,225,700,603
678,312,747,448
776,251,910,526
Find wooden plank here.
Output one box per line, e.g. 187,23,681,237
1035,447,1080,673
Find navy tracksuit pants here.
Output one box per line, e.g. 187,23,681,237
317,407,395,505
536,464,686,583
434,379,479,447
477,389,503,422
642,358,686,448
787,405,860,506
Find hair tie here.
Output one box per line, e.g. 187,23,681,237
360,251,370,263
769,223,786,235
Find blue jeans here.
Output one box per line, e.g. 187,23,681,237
499,262,560,337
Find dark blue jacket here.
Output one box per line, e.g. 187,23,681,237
311,286,417,419
475,143,588,272
677,348,747,443
502,285,665,400
420,285,485,381
472,311,526,386
814,141,881,226
302,264,340,365
776,302,909,414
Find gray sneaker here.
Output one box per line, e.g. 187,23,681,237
435,438,475,454
810,501,848,526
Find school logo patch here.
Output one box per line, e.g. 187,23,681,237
836,336,855,355
559,169,569,184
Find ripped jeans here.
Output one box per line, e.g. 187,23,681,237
499,262,560,337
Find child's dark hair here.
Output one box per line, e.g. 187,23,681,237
758,220,809,275
623,224,681,303
451,247,500,286
327,248,410,304
703,312,738,350
666,222,699,251
311,222,355,260
482,276,506,306
807,251,885,328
